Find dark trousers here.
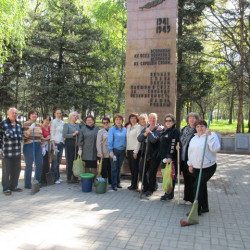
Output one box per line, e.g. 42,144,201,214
193,163,217,211
182,161,195,203
101,157,111,184
41,151,50,183
127,150,140,188
140,156,161,192
65,140,77,181
2,156,21,191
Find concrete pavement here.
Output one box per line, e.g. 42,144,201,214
0,153,250,250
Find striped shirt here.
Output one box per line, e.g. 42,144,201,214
0,118,23,157
23,121,44,147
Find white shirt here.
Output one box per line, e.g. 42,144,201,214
126,123,141,153
50,119,64,144
187,132,221,169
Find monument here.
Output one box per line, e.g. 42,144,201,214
125,0,177,124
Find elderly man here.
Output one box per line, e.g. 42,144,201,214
0,107,23,196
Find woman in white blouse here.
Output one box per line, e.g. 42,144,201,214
187,119,220,215
126,113,141,190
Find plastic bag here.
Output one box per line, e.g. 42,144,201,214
161,162,173,194
73,155,85,177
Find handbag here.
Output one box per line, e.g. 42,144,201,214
73,134,85,177
161,162,173,194
73,155,85,177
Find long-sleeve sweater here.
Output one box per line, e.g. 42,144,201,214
187,132,221,169
23,121,44,147
126,123,141,153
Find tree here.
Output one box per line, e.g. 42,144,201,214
176,0,215,128
206,0,250,132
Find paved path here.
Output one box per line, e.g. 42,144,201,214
0,154,250,250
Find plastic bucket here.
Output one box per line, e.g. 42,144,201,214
80,173,94,192
94,178,107,194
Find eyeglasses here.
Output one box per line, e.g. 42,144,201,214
165,120,173,122
103,122,109,124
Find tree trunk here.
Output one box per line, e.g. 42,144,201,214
248,106,250,133
229,90,234,124
236,0,244,133
176,0,184,130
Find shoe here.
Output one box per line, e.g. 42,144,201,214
58,178,63,182
201,208,209,213
55,180,61,184
128,186,136,191
160,193,169,201
112,187,117,191
145,191,152,197
3,190,12,196
11,188,23,192
117,185,122,188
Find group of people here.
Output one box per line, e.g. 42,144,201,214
0,107,221,216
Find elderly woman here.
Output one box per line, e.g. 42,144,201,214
96,117,111,184
180,112,199,203
159,114,180,200
63,112,80,183
78,115,99,175
126,113,141,191
137,113,161,197
108,114,127,191
23,110,46,189
41,115,52,185
187,119,220,215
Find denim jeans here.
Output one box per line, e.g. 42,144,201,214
110,149,125,188
23,142,43,188
51,142,64,181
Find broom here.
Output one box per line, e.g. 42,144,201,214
177,142,180,204
180,111,212,226
97,158,103,178
31,128,40,195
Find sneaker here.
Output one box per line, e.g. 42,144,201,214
160,193,174,201
55,180,61,184
58,178,63,182
3,190,12,196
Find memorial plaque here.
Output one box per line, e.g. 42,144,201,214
125,0,177,124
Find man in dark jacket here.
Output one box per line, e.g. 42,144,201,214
137,113,161,197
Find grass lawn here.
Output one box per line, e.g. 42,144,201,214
181,119,248,134
96,119,248,134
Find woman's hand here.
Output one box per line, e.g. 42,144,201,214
110,152,114,158
205,128,211,136
73,131,79,136
133,153,137,159
176,144,180,151
189,166,194,174
167,158,172,163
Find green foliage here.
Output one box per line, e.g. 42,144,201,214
0,0,27,69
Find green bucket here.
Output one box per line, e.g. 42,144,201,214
94,178,107,194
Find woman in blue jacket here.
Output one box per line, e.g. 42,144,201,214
108,114,127,191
